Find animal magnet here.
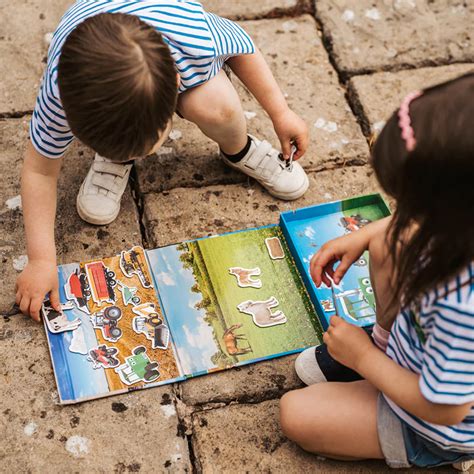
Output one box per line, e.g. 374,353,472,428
228,267,262,289
222,324,252,356
237,297,287,328
43,300,81,334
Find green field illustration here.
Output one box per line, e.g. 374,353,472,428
173,226,323,371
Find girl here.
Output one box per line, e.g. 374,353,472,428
280,73,474,470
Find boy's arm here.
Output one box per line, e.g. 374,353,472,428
16,141,62,321
226,49,309,160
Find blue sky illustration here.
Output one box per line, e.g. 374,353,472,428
147,246,219,375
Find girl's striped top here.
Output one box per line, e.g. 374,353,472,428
30,0,255,159
384,263,474,452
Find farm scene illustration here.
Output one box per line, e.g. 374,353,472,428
146,226,323,377
284,198,389,328
45,246,181,403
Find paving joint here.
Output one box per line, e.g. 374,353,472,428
224,0,313,21
0,110,33,120
129,165,151,249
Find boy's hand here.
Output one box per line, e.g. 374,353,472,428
310,231,368,287
16,260,60,322
323,316,375,371
272,108,309,160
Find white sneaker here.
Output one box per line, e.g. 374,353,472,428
221,136,309,200
76,154,132,225
295,347,327,385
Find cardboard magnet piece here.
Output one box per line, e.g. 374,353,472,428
87,344,120,369
265,237,285,260
119,246,152,288
42,300,81,334
132,303,169,349
90,305,123,343
114,346,160,385
84,261,117,305
237,296,287,328
64,268,91,314
116,280,141,306
228,267,262,289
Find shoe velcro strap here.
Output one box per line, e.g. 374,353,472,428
92,174,123,194
244,140,273,170
93,161,131,177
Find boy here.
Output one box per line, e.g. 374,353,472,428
16,1,310,321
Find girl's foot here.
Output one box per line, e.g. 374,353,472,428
221,135,309,200
295,343,363,385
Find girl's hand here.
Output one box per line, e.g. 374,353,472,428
272,108,309,160
323,316,375,371
310,231,369,287
15,259,60,322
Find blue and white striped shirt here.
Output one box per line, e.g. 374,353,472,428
30,0,255,159
385,263,474,452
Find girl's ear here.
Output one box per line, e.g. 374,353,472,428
176,73,180,88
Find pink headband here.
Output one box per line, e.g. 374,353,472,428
398,90,422,152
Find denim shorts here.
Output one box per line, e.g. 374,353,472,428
377,394,474,468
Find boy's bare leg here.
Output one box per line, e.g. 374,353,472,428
177,69,248,155
368,230,399,331
280,380,384,460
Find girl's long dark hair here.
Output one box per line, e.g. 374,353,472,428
372,73,474,309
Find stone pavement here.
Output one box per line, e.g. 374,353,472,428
0,1,472,473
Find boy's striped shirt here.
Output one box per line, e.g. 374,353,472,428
385,263,474,452
30,0,255,159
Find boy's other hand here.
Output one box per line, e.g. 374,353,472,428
272,108,309,160
15,259,59,322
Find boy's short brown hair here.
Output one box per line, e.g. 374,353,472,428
58,13,178,161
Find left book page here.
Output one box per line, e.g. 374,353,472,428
43,246,183,404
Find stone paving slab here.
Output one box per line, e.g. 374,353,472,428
315,0,474,76
0,1,72,115
143,166,380,246
0,314,190,473
348,63,474,135
135,16,369,193
192,399,454,473
0,118,141,313
179,354,302,406
201,0,311,20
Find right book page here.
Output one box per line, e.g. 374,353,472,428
146,225,323,378
281,193,391,330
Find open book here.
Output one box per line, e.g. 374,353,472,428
42,194,390,404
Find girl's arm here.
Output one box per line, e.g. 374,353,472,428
310,216,392,287
226,49,308,160
325,317,472,425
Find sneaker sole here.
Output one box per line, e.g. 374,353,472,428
76,194,120,226
264,172,310,201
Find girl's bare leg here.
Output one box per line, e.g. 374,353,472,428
280,380,384,460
